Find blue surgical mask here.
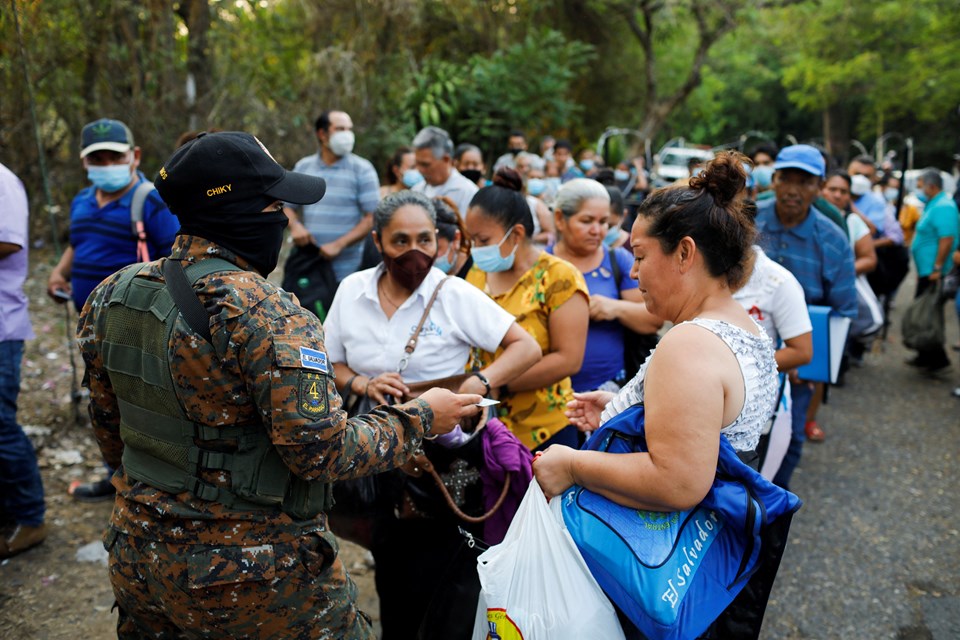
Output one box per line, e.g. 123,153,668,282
87,164,133,193
434,244,458,274
402,169,424,188
602,225,621,248
580,159,595,172
614,170,630,182
527,178,546,197
471,227,517,273
884,188,899,202
916,190,929,204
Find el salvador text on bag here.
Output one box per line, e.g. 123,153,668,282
560,404,802,640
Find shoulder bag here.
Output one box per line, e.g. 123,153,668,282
560,404,802,640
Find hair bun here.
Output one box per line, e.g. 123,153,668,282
689,150,748,208
492,167,523,192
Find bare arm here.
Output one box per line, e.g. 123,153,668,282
775,332,812,372
321,213,374,259
502,291,589,393
283,205,316,248
928,236,955,281
591,287,664,334
458,322,542,396
535,324,735,511
47,245,75,301
852,232,878,275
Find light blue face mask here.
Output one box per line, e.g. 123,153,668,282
916,189,929,204
471,227,517,273
614,169,630,182
434,244,458,274
884,188,899,202
602,224,621,248
545,177,561,191
402,169,424,188
527,178,546,197
580,159,595,172
87,164,133,193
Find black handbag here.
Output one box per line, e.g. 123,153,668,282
281,244,338,322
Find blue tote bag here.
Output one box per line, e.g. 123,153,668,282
560,404,801,640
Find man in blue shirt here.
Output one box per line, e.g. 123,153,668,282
47,118,179,501
755,144,858,491
848,155,888,232
283,110,380,282
906,169,959,371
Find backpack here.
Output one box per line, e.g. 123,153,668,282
281,244,339,322
560,404,802,640
608,248,659,380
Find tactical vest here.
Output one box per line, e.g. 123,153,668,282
101,257,332,519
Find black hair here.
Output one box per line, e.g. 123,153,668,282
605,186,624,217
825,169,852,188
384,146,412,186
638,151,755,290
554,139,573,152
433,196,471,252
594,168,616,186
468,167,534,238
749,144,779,162
850,154,876,169
508,129,526,140
315,111,334,133
454,143,482,163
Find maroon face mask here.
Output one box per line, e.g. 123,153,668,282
382,248,436,291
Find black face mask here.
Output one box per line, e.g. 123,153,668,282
178,205,289,277
460,169,483,185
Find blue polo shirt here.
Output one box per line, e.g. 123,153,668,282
69,173,179,311
911,191,959,277
289,152,380,282
755,198,858,318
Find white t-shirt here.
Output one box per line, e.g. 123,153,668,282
323,265,514,383
846,212,870,248
733,246,812,345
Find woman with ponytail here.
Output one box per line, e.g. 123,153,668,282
536,152,789,636
465,168,590,451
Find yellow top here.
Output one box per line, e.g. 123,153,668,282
467,252,589,449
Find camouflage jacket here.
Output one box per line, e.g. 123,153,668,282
77,235,434,545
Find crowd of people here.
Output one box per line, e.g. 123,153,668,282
0,112,957,639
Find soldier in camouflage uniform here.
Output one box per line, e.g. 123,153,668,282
77,131,481,639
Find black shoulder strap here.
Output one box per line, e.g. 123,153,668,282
608,248,621,285
162,259,214,343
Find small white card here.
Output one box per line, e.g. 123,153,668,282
476,398,500,407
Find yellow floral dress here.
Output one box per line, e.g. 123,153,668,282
467,252,589,449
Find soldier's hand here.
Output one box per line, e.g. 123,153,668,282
418,388,483,435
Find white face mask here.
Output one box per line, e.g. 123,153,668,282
328,130,355,157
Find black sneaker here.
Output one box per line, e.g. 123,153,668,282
69,478,116,502
924,360,951,373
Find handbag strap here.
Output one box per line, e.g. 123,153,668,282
404,452,512,523
398,276,453,373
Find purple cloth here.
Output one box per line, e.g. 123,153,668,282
481,417,534,544
0,163,34,342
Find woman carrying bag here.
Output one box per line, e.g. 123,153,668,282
323,190,540,640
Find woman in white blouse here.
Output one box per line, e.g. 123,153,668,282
323,190,540,640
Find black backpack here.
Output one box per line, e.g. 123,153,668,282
281,244,338,322
607,248,659,381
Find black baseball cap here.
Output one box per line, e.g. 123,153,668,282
80,118,135,158
155,131,326,216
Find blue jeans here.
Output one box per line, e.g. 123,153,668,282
0,341,45,526
772,380,813,491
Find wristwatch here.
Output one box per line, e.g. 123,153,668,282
471,371,492,396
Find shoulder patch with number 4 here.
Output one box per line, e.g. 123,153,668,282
297,371,328,419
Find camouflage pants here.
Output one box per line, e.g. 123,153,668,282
105,528,374,639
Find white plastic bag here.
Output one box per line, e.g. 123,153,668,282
472,479,625,640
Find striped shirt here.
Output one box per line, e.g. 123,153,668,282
289,152,380,281
756,198,858,318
